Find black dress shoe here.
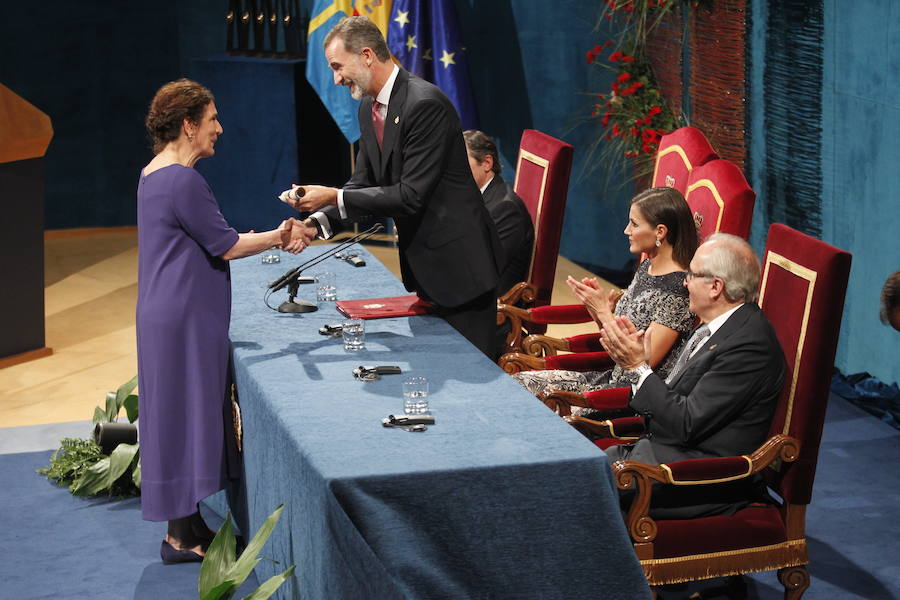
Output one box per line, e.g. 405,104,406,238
160,540,204,564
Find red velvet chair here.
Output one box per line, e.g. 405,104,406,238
652,125,718,193
496,130,573,337
685,158,756,242
571,224,852,598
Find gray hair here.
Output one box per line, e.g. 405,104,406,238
701,233,761,303
324,16,391,62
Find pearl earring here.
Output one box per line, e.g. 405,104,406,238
655,239,661,247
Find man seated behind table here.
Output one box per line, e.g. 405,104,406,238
583,233,786,519
463,130,534,295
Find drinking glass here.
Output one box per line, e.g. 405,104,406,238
402,376,429,414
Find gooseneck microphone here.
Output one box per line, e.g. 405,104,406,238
268,223,385,293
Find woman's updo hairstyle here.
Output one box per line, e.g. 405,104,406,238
145,79,214,154
630,186,700,270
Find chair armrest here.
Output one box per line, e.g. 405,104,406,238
544,351,614,372
582,387,631,411
539,389,591,416
522,334,570,357
610,434,802,544
498,281,538,306
565,333,606,353
528,304,593,324
497,303,533,354
498,352,546,374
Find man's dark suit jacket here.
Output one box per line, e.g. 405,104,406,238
607,302,786,518
320,69,501,309
482,175,534,295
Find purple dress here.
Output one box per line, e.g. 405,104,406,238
136,164,239,522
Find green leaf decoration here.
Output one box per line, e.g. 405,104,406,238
199,580,238,600
227,504,284,586
71,456,112,496
239,566,296,600
107,443,138,485
115,375,138,408
198,506,293,600
104,391,118,423
123,394,139,423
200,514,238,598
92,406,108,426
132,460,141,488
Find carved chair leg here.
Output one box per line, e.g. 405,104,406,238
778,565,810,600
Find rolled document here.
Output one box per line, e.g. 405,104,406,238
278,186,306,204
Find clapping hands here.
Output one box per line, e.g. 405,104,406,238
566,276,623,326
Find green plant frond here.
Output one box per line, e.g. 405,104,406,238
71,456,112,496
230,505,284,581
123,394,139,423
132,460,141,488
107,443,139,486
115,375,138,406
200,514,238,598
199,580,238,600
239,566,296,600
104,391,118,423
93,406,108,426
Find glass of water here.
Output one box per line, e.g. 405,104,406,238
316,271,337,303
402,376,429,414
341,319,365,351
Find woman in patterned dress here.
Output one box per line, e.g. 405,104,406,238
514,187,699,414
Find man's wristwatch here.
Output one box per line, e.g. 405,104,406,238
620,362,652,385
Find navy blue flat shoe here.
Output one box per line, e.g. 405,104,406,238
160,540,204,564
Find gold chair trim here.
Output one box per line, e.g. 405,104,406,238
685,178,725,234
653,144,693,187
514,148,550,282
605,419,641,441
660,456,752,485
641,538,807,567
758,251,817,434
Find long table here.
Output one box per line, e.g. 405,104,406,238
228,246,650,599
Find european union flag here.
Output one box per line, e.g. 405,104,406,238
306,0,361,143
387,0,479,130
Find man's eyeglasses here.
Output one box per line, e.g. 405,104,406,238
685,271,719,282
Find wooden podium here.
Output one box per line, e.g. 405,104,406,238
0,84,54,367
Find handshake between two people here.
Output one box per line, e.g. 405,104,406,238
270,183,340,253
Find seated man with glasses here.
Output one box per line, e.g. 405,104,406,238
596,233,786,519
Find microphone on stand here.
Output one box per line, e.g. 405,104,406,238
268,223,385,313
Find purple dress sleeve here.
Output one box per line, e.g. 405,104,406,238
171,167,239,257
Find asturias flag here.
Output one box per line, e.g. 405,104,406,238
386,0,479,130
306,0,360,143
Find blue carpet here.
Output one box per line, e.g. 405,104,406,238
2,394,898,599
0,450,258,600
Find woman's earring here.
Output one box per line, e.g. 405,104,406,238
188,133,194,141
655,239,661,247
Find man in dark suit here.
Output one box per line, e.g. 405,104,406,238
288,16,502,357
463,130,534,295
592,233,786,519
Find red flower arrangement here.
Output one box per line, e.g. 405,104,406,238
586,0,685,178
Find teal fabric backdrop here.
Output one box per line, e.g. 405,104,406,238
748,0,900,385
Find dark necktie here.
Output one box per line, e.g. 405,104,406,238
372,100,385,149
665,323,710,384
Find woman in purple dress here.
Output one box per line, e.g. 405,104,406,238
137,79,310,564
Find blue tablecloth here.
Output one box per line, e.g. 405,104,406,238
229,246,650,599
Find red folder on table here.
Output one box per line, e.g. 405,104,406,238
336,295,434,319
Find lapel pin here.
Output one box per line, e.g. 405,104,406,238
708,344,718,350
394,116,399,124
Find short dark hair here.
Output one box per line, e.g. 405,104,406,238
463,130,501,175
324,16,391,62
630,187,700,270
145,79,214,154
881,271,900,326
